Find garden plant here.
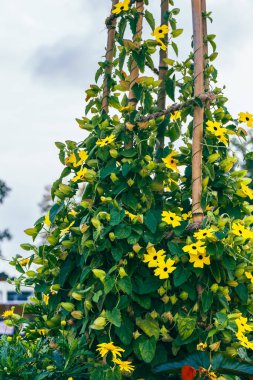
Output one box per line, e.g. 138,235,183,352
2,0,253,379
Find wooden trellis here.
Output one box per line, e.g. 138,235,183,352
103,0,210,226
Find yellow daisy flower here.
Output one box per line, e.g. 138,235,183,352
236,332,253,350
170,111,181,121
112,0,130,15
194,228,214,240
162,151,179,172
96,134,116,147
96,342,125,359
197,342,207,351
162,211,182,227
216,131,228,145
143,245,166,268
75,150,88,167
238,112,253,128
154,258,176,279
156,38,167,51
232,222,252,239
68,209,78,217
43,294,49,305
151,25,169,39
188,251,210,268
182,211,192,221
206,120,222,135
44,211,51,227
113,358,135,373
235,316,253,334
1,309,14,318
183,240,206,255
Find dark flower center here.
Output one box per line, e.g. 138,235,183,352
239,230,242,234
120,6,124,10
171,159,174,164
246,117,250,121
192,246,197,250
214,126,218,130
170,217,174,220
153,255,157,260
203,233,207,236
164,267,168,272
199,255,203,260
159,29,163,33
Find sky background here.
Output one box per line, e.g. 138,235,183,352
1,0,253,275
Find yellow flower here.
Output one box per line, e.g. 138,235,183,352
170,111,181,121
236,332,253,350
43,294,49,305
216,132,228,145
37,329,46,336
162,151,179,172
154,258,176,279
44,212,51,227
71,167,88,183
162,211,182,227
113,358,135,373
60,221,75,236
112,0,130,15
68,209,78,217
235,316,253,334
19,258,30,267
183,240,206,255
245,272,253,284
68,377,74,380
182,211,192,221
194,228,214,240
188,251,210,268
65,152,76,166
232,222,252,239
241,183,253,200
152,25,169,39
208,372,218,380
238,112,253,127
125,210,136,221
143,245,166,268
96,342,125,359
96,134,116,147
66,151,88,167
156,38,167,51
206,120,222,135
2,309,14,318
197,342,207,351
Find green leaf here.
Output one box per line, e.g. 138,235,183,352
235,284,248,304
165,73,176,101
139,336,157,363
114,224,132,239
118,276,132,295
144,209,159,233
111,245,124,261
110,209,125,227
173,266,190,287
106,308,121,327
202,290,213,313
115,315,134,345
177,315,196,340
145,10,155,31
104,276,115,295
136,317,160,340
49,202,64,224
171,29,183,38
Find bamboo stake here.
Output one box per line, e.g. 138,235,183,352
157,0,169,150
191,0,204,224
102,0,119,113
128,1,144,108
201,0,209,92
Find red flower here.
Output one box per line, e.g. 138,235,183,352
181,365,197,380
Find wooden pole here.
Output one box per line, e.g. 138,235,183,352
157,0,169,150
128,1,144,108
201,0,209,92
102,0,119,113
191,0,204,224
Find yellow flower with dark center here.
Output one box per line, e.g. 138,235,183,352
232,222,251,239
154,258,176,279
43,294,49,305
96,342,125,359
60,221,75,236
162,211,182,227
113,358,135,373
236,332,253,350
241,183,253,200
162,151,179,172
188,251,210,268
235,316,253,334
19,258,30,267
96,135,116,147
194,228,214,240
245,272,253,284
238,112,253,127
2,309,14,318
182,211,192,221
170,111,181,121
206,120,222,134
112,0,130,14
216,132,228,145
37,329,46,336
71,167,88,182
152,25,169,39
183,240,206,255
143,245,166,268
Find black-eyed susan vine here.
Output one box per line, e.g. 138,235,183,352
2,0,253,379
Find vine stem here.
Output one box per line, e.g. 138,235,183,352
102,0,119,113
191,0,205,223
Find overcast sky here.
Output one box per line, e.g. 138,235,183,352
0,0,253,275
